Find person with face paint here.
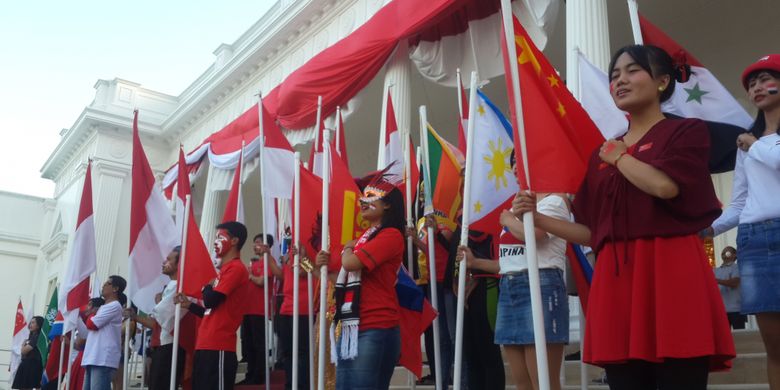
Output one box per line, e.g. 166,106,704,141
124,247,185,390
713,246,745,330
706,54,780,388
176,221,250,390
81,275,126,390
11,316,44,390
315,173,405,390
515,45,735,388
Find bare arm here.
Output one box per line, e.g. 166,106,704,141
600,140,678,199
457,246,499,274
514,192,591,246
716,277,740,289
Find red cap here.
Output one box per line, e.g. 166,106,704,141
741,54,780,90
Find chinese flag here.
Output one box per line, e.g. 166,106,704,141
502,14,603,193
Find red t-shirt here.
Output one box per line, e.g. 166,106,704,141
354,228,403,330
246,260,273,316
196,258,249,352
279,263,311,316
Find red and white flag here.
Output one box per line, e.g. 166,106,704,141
176,148,217,298
129,110,179,313
59,161,97,332
9,299,28,383
382,91,403,176
260,103,295,199
222,144,245,224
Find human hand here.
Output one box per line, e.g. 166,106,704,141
598,139,628,165
315,250,330,268
736,133,757,151
513,191,537,216
456,246,475,268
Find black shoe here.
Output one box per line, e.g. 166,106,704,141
565,350,581,361
416,375,435,385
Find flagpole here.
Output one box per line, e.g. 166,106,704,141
335,106,342,158
317,130,331,390
404,133,415,280
292,152,301,390
257,92,272,390
308,96,323,390
499,1,550,389
239,139,246,220
456,69,464,119
65,331,73,390
418,105,442,390
170,194,191,390
627,0,643,45
57,328,66,388
378,84,390,169
139,324,146,390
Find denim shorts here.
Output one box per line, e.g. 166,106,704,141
737,218,780,314
494,268,569,345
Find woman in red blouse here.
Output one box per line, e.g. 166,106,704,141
516,45,735,389
316,175,405,390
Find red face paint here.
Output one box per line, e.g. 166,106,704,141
768,82,778,95
214,229,233,258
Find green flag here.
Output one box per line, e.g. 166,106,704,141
40,288,58,366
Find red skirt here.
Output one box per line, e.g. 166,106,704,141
583,235,735,371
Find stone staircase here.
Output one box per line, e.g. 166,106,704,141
387,329,769,389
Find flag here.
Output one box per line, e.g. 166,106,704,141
639,15,752,129
333,110,349,166
565,244,593,311
577,51,746,173
9,299,28,384
466,90,520,234
502,13,603,193
577,51,629,140
294,165,324,259
382,91,403,175
456,74,470,154
38,289,59,365
41,332,66,385
260,103,296,199
308,119,326,176
222,145,245,224
129,110,178,314
424,123,464,231
400,134,421,215
396,267,437,378
59,161,96,333
176,148,218,298
328,146,365,260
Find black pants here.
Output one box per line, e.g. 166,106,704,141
464,278,505,390
727,312,747,330
149,344,185,390
241,315,267,383
193,350,238,390
604,357,709,390
277,314,310,390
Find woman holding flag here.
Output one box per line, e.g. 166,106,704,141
707,54,780,388
516,45,734,388
458,153,569,390
315,173,405,390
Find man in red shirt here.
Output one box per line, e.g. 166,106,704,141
178,221,250,390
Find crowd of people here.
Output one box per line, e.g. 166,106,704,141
12,46,780,390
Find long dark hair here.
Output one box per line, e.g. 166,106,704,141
373,187,406,239
608,44,687,103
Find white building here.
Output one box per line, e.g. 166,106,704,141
1,0,775,385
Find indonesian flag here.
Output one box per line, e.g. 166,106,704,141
222,145,245,224
308,119,325,175
382,91,403,176
9,299,28,384
129,110,178,313
176,148,217,298
640,15,753,129
333,110,349,166
59,161,96,332
466,90,519,233
502,12,603,193
261,103,295,199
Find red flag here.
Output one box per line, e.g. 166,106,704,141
308,120,326,173
383,92,402,173
399,135,420,210
456,74,469,154
177,148,218,298
502,14,603,192
328,150,364,263
221,146,245,223
294,166,324,258
332,110,349,166
43,335,67,382
178,312,200,390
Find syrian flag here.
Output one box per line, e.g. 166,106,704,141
466,90,520,234
260,103,295,199
222,144,245,224
59,161,96,332
382,91,403,176
639,15,753,130
129,110,178,313
176,148,218,298
9,299,28,384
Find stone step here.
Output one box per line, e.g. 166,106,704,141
388,385,770,390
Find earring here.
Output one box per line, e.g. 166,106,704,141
658,86,665,92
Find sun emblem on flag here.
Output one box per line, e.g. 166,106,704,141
483,138,513,190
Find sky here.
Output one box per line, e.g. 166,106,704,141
0,1,275,198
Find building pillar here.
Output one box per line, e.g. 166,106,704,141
565,0,611,98
199,163,227,245
92,159,129,285
378,39,412,168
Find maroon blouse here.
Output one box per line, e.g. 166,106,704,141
572,118,721,253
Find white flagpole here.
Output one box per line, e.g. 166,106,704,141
308,96,323,390
238,140,245,221
499,1,550,389
292,152,301,390
404,133,415,280
123,269,132,390
456,69,464,119
65,331,73,390
258,93,272,390
317,130,331,390
139,325,146,390
335,106,342,158
57,327,66,388
418,105,442,390
453,71,478,390
378,84,390,169
170,194,191,390
627,0,644,45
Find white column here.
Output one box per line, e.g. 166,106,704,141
379,39,412,167
199,163,227,244
566,0,611,84
92,160,128,282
